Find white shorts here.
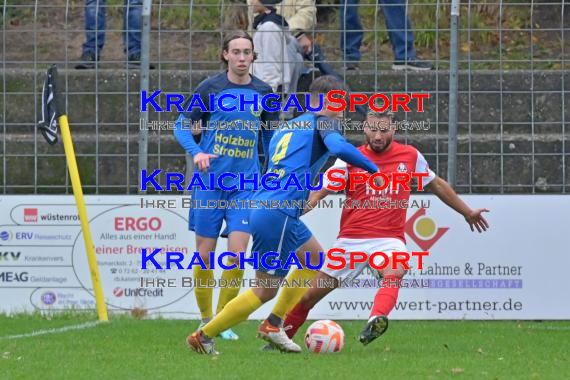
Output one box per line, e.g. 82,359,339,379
320,237,407,281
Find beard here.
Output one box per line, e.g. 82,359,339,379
367,136,393,153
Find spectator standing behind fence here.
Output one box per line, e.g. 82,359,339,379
75,0,152,69
251,0,305,119
340,0,433,71
248,0,316,55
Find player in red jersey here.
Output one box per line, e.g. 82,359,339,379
280,109,490,346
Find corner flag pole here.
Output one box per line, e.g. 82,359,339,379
38,65,108,322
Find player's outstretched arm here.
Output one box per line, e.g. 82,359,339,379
304,188,333,215
304,157,348,215
425,176,490,233
322,133,385,188
322,133,378,174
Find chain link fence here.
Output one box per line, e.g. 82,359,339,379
1,0,568,194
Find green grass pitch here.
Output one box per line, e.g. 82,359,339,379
1,313,569,379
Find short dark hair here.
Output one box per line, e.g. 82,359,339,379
367,108,396,122
309,75,348,97
220,31,257,65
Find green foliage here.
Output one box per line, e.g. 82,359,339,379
2,1,34,28
158,0,222,31
0,0,561,70
313,0,553,69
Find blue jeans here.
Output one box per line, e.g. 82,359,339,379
82,0,142,58
340,0,416,62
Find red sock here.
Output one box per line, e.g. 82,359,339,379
283,303,312,339
370,275,402,318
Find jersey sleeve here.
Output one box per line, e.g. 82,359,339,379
318,120,378,174
180,80,211,121
322,158,348,190
174,80,212,156
173,113,203,156
174,78,217,156
415,150,437,187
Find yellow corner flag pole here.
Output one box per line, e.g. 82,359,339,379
38,65,108,322
59,115,108,321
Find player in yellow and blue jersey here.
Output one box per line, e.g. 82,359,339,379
187,75,382,354
174,31,277,341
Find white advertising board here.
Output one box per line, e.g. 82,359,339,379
0,195,568,320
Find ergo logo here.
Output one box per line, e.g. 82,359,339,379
114,217,162,231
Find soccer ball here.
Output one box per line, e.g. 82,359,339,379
304,320,345,353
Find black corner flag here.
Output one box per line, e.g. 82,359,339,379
35,65,109,321
38,65,60,145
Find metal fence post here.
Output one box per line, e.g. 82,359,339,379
447,0,460,187
138,0,152,194
183,0,196,197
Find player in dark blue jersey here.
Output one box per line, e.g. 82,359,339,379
187,75,382,354
174,31,277,341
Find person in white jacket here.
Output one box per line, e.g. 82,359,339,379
251,0,305,119
247,0,316,55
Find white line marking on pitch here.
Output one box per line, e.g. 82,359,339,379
0,321,102,340
524,325,570,331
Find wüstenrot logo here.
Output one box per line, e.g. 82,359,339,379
20,208,79,224
404,209,449,251
24,208,38,223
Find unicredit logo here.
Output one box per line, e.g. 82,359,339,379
113,287,164,298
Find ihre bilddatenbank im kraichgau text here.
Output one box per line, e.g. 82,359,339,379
139,170,431,211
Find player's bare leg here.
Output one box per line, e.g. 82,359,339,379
217,231,248,340
359,259,406,345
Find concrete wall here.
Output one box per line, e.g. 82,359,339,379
1,69,568,193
